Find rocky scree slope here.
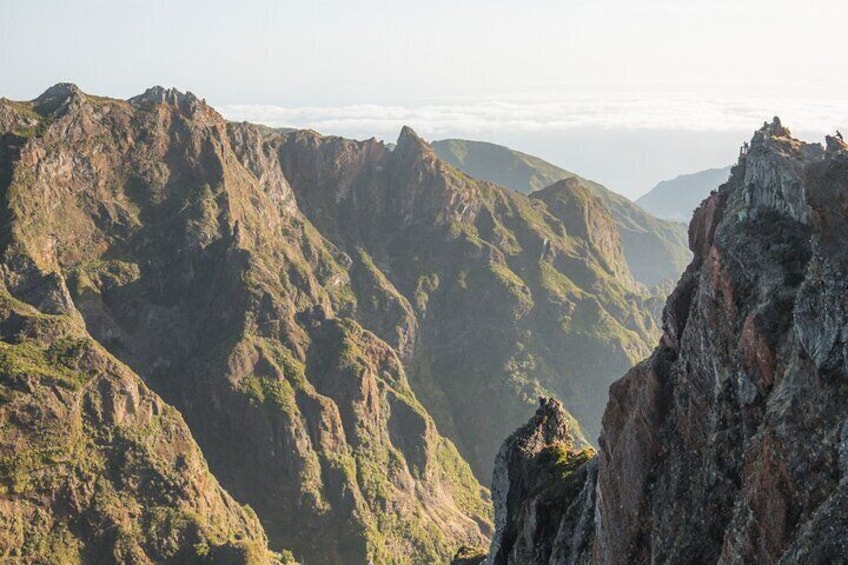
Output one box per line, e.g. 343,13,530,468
484,119,848,563
432,138,691,287
0,84,490,564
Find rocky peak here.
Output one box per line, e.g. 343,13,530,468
33,82,85,116
487,398,595,564
129,85,197,106
535,120,848,563
524,397,582,448
394,125,436,162
760,115,791,138
533,178,634,284
741,115,823,224
129,85,221,122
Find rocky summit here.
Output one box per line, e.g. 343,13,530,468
0,85,678,563
484,119,848,563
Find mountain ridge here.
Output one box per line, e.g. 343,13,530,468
636,165,733,222
432,137,691,287
0,84,491,564
1,84,690,563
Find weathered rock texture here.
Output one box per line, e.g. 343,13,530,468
486,398,595,565
0,84,679,563
0,85,490,564
485,119,848,564
0,269,282,561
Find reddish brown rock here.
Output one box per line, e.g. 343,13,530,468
487,119,848,564
593,119,847,563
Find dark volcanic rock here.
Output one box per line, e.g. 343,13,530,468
594,119,830,564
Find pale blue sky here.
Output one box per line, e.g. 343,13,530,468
2,0,847,195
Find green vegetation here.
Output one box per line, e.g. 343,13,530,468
0,339,93,390
534,444,596,501
433,137,690,286
0,89,688,564
452,545,487,564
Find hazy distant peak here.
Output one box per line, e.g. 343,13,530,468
432,137,691,286
636,166,733,223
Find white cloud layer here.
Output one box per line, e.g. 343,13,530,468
220,94,848,141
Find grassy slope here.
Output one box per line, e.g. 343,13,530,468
433,138,691,287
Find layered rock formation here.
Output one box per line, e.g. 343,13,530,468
485,119,848,563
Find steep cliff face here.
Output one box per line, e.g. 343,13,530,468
279,127,659,478
486,119,848,564
0,85,490,564
595,118,839,564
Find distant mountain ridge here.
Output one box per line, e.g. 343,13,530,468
432,139,582,194
433,138,691,287
636,165,733,222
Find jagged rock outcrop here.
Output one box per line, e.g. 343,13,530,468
487,119,848,564
594,119,844,563
0,85,490,564
486,398,595,565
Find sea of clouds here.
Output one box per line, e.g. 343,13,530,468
220,94,847,141
218,94,846,198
